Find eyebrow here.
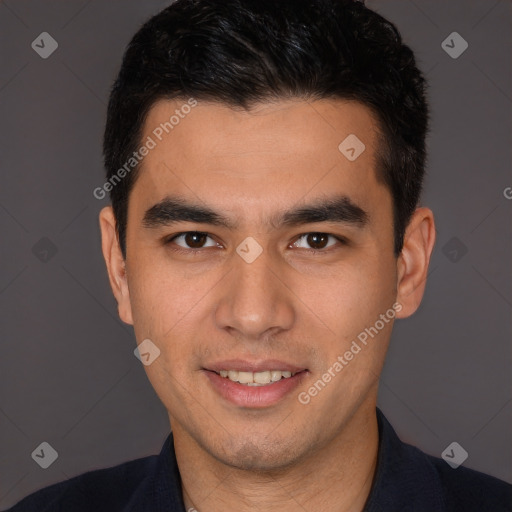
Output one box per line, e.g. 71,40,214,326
278,196,368,228
142,195,369,230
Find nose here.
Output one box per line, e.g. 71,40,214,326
214,247,295,341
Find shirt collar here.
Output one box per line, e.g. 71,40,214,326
363,407,446,511
145,407,446,511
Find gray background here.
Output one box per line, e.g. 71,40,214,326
0,0,510,508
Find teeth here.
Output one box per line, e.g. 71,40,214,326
217,369,297,385
271,370,282,382
254,371,271,384
237,371,253,384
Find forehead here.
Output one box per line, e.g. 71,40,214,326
131,98,387,223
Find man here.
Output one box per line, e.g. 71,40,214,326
7,0,511,510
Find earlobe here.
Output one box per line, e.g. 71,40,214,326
99,206,134,325
395,207,436,319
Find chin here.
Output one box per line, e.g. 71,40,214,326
209,434,309,473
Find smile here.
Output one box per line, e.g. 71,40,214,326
215,369,298,386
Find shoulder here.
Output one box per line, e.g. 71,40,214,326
368,409,512,512
394,437,512,511
4,455,158,512
423,450,512,511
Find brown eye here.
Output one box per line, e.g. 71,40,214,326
292,232,341,250
184,232,208,248
306,233,329,249
169,232,217,249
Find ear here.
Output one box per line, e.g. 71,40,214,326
395,207,436,318
99,206,133,325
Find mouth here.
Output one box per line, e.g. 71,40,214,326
211,369,302,386
202,361,308,407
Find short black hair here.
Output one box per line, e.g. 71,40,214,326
103,0,429,257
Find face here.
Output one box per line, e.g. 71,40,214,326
100,98,434,471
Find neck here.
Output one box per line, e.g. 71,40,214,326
173,402,379,512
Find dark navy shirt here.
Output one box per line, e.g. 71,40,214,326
5,408,511,511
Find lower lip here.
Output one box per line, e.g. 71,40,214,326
204,370,308,408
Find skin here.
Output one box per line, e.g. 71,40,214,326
99,98,436,511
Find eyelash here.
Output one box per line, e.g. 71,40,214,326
164,231,348,254
165,232,220,255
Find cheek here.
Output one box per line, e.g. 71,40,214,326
126,253,221,371
301,263,397,391
301,260,396,395
319,256,395,328
127,262,202,402
127,255,186,343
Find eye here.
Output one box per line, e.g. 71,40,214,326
291,232,343,250
168,232,219,250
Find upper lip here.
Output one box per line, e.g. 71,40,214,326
204,359,307,373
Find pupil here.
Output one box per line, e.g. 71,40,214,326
307,233,328,249
185,232,206,248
